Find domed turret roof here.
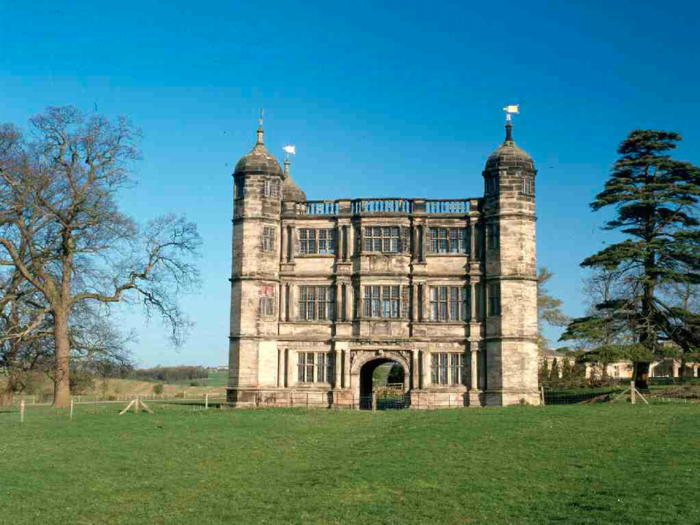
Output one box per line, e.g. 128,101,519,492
485,121,534,171
282,159,306,202
234,126,283,176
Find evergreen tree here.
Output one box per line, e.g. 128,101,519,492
569,130,700,388
549,358,560,384
562,357,572,382
538,357,549,385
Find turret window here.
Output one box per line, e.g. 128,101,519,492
522,176,534,195
234,179,245,199
486,223,500,251
428,228,469,254
486,177,499,195
487,284,501,317
299,229,336,255
262,226,276,252
263,178,280,198
259,286,276,318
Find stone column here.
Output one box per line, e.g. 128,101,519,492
468,345,482,406
288,226,295,263
411,284,417,321
335,282,342,321
334,350,342,389
471,282,477,320
346,284,354,321
277,348,283,388
343,350,350,389
419,350,429,389
343,226,349,261
284,348,292,388
289,284,296,321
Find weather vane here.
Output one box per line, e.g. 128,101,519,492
503,104,520,122
283,144,296,160
259,108,264,127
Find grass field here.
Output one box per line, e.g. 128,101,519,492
2,404,699,525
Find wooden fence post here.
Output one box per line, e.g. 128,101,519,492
20,399,25,423
205,394,209,410
70,398,74,420
630,381,636,405
540,386,546,406
372,393,377,412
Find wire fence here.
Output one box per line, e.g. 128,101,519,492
3,382,699,426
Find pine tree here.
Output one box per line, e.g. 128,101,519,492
572,130,700,388
539,358,549,385
549,358,560,384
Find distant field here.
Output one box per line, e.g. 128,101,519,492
2,404,699,524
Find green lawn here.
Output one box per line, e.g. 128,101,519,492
2,404,699,525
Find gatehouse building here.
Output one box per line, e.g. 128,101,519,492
227,118,539,407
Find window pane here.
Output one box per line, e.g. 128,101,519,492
374,239,382,251
374,227,381,236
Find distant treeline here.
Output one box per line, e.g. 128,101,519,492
130,366,209,383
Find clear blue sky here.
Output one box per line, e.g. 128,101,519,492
1,0,699,367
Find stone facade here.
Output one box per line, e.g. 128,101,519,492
227,120,539,408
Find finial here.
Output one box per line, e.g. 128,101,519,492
284,158,290,177
256,108,264,145
503,104,519,143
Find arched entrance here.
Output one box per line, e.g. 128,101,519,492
352,351,411,410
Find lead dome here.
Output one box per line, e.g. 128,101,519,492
234,125,283,176
485,121,535,171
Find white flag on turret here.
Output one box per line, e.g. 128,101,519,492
283,145,296,155
503,105,520,115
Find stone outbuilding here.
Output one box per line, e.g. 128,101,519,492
227,118,539,408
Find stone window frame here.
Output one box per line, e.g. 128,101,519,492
522,176,534,196
262,226,276,252
297,352,336,384
427,227,469,255
299,228,337,256
429,286,470,322
361,226,410,254
487,283,501,317
234,178,245,199
259,285,276,318
297,285,335,321
485,176,499,196
430,353,466,386
361,285,408,319
486,222,500,251
263,178,280,198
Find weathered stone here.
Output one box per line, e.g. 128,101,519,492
227,122,539,408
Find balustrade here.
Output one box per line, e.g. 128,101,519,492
289,198,471,217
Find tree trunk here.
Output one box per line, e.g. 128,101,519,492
53,309,71,408
0,389,14,407
633,361,650,390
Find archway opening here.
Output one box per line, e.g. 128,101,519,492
359,359,407,410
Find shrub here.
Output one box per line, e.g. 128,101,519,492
153,383,164,395
70,369,95,394
174,392,185,399
189,381,200,387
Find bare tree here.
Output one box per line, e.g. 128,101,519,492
537,267,569,354
0,107,201,407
